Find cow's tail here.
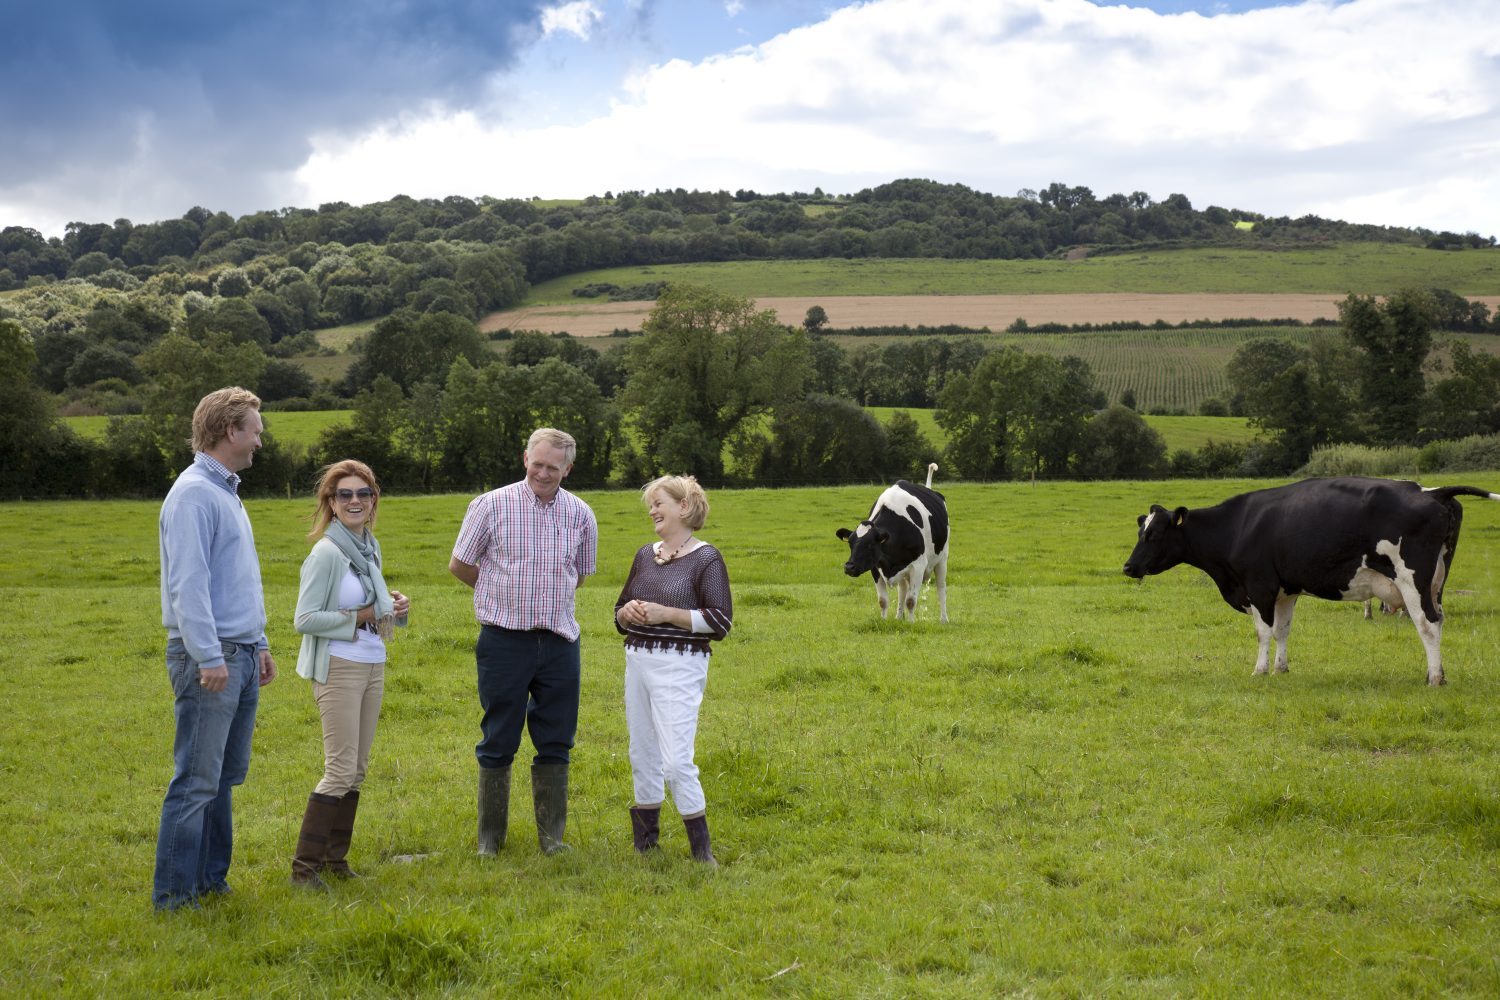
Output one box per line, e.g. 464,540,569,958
925,462,938,489
1427,485,1500,503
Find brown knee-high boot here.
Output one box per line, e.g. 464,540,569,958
324,789,362,878
292,792,340,888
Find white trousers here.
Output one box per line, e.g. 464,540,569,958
623,646,709,816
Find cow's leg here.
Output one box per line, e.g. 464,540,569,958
1378,539,1447,685
895,569,915,621
1271,593,1298,673
1362,599,1373,620
1250,605,1273,676
900,561,924,621
932,555,948,624
874,573,889,619
1391,575,1445,685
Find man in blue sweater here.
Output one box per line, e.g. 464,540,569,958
153,386,278,911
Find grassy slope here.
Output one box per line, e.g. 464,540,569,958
65,410,356,445
2,482,1498,995
521,244,1500,304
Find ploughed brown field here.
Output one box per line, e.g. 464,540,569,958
480,294,1500,337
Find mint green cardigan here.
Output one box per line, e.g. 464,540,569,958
294,535,405,683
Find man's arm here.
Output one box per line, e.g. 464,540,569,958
449,556,479,589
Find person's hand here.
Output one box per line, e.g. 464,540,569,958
391,590,410,617
624,599,667,625
199,664,228,693
258,649,277,686
355,605,377,625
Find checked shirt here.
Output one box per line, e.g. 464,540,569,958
452,481,598,641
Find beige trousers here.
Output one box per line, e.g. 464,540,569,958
312,655,385,796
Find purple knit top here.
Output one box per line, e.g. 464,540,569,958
613,543,733,653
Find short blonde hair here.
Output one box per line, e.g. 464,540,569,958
527,427,577,465
642,474,709,531
307,459,380,541
191,386,261,453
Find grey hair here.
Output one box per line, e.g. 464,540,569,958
527,427,577,465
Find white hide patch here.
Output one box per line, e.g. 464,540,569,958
1374,538,1417,602
1141,510,1157,534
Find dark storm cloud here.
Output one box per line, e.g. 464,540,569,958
1,0,546,225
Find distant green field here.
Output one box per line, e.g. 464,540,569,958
846,328,1500,414
523,244,1500,304
313,319,377,352
867,408,1257,454
66,410,352,446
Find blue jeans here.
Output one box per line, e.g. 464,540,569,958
153,638,259,911
475,625,580,769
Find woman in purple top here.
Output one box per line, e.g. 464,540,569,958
614,474,733,864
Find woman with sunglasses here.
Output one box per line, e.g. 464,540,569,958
289,460,409,888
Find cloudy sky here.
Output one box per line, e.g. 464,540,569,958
3,0,1497,239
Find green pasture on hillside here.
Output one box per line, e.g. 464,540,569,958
522,244,1500,304
65,409,355,445
4,479,1500,995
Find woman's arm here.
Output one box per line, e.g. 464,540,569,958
293,542,359,639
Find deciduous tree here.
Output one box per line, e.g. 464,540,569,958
620,285,811,481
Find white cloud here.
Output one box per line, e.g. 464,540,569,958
295,0,1500,234
540,1,604,41
724,0,745,15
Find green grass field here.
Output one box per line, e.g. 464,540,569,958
4,479,1499,995
522,244,1500,304
65,410,355,445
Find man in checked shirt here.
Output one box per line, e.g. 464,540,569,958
449,427,599,855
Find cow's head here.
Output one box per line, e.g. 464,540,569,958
837,522,886,577
1123,504,1189,579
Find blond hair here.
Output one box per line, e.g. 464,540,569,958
191,386,261,453
527,427,577,465
641,474,709,531
307,459,380,541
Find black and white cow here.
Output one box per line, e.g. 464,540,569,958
1122,476,1498,685
836,463,949,622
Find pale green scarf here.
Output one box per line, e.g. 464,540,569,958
325,519,395,638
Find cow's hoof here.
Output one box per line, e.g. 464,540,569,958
1252,667,1269,677
1428,674,1447,687
1274,666,1289,674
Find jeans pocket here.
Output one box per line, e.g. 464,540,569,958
166,647,197,699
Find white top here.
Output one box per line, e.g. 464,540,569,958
327,569,387,664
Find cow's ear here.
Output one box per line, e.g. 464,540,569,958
836,527,852,541
1173,506,1188,526
1137,513,1147,527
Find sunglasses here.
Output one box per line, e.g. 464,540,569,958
335,488,375,503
